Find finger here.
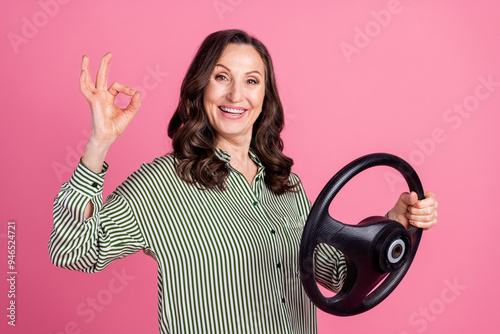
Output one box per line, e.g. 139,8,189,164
412,191,437,209
79,55,94,99
96,52,113,90
108,81,136,97
408,217,437,230
408,205,436,216
406,212,436,222
406,210,437,225
124,91,141,114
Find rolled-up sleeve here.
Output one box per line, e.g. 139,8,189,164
48,159,147,273
314,243,347,293
292,173,347,293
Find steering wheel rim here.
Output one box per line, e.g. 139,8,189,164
299,153,424,316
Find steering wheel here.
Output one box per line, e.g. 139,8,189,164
299,153,424,316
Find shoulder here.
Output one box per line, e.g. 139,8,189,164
289,171,305,191
125,154,176,181
288,171,311,211
113,154,180,197
289,171,302,183
137,154,176,175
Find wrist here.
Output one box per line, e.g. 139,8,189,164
81,139,111,174
385,209,397,221
87,135,114,149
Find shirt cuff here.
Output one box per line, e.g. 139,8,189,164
68,158,109,197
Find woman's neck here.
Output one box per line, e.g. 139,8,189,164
216,136,257,185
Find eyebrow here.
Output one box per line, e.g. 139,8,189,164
215,63,262,76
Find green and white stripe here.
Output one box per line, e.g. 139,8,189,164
49,148,346,334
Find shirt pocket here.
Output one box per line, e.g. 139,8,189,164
285,214,307,230
283,214,307,278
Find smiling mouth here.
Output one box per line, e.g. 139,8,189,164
219,106,247,115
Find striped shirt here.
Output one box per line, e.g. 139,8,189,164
49,148,347,334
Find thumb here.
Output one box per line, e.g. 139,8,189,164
400,191,419,206
126,91,141,115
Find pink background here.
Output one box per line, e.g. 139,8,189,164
1,0,499,333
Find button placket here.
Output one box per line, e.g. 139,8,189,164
212,149,292,318
234,166,287,310
269,220,286,307
250,188,287,308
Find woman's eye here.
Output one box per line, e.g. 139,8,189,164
215,74,227,81
247,79,258,84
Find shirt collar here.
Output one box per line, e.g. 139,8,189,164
215,147,264,168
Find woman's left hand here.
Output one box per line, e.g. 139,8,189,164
387,191,438,230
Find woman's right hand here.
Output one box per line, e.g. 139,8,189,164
80,52,141,146
79,52,141,218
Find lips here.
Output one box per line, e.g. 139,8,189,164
218,106,247,115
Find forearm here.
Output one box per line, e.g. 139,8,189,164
49,161,108,271
81,138,111,173
49,159,147,273
81,139,111,219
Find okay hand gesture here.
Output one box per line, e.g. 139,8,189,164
79,52,141,146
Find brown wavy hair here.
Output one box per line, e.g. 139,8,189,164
168,29,297,195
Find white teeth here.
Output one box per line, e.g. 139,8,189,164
220,106,245,114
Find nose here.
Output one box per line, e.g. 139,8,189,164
227,81,243,102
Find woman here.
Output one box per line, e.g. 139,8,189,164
49,29,438,333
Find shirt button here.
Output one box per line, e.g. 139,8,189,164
276,262,281,269
270,229,276,234
91,182,98,188
252,201,258,207
281,297,286,303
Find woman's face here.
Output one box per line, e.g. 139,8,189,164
203,43,266,146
